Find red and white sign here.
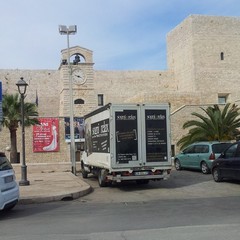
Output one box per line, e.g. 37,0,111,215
33,118,59,152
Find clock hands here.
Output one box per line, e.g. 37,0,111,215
75,75,82,79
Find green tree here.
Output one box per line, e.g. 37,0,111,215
177,103,240,150
2,93,39,163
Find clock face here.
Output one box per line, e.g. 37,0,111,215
72,69,86,85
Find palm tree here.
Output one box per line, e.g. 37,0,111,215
177,103,240,150
2,93,39,163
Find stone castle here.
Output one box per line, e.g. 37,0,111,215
1,14,240,164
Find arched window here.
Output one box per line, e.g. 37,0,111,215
74,99,84,104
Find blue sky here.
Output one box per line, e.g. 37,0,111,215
0,0,239,70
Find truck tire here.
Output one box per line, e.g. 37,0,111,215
98,169,108,187
81,169,88,179
81,162,88,179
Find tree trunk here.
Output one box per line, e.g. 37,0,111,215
10,128,18,163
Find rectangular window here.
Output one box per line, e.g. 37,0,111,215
218,96,227,104
220,52,224,60
98,94,104,106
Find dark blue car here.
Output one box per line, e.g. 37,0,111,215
212,141,240,182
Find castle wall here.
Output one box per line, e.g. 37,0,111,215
0,69,60,117
94,70,176,104
0,69,68,163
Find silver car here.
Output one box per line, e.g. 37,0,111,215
0,152,19,211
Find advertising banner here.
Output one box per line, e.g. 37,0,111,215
33,118,59,152
64,117,85,142
91,119,109,153
115,110,138,164
145,109,168,162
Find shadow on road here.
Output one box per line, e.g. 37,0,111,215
82,169,213,191
114,169,212,191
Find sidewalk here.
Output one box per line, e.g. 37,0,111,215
15,170,92,204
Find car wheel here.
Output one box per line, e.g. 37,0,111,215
201,161,210,174
3,203,17,212
212,167,223,182
98,169,108,187
175,159,182,171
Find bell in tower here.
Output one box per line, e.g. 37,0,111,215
73,54,81,65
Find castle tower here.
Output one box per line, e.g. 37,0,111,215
167,15,240,103
59,46,96,117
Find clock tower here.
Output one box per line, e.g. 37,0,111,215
59,46,96,118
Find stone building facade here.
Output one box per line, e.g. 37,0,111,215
1,14,240,164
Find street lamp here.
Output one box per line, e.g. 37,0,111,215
16,77,30,186
59,25,77,175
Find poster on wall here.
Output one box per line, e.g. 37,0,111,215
64,117,85,142
33,118,59,152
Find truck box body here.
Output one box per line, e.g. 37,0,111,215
81,103,172,186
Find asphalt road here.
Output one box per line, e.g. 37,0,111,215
1,169,240,240
79,169,240,203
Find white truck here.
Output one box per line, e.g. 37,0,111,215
81,103,172,187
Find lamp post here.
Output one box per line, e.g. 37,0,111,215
59,25,77,175
16,77,30,186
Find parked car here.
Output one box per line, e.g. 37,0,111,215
0,152,19,211
174,142,232,174
212,141,240,182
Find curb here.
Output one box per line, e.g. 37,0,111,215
18,185,92,204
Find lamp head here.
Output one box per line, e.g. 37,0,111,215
59,25,77,35
16,77,28,95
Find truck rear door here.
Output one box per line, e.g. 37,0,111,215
111,105,142,168
141,104,171,166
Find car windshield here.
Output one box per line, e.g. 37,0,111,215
0,153,12,171
212,143,232,154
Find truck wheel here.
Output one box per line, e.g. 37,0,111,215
81,163,88,179
98,169,108,187
82,169,88,179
